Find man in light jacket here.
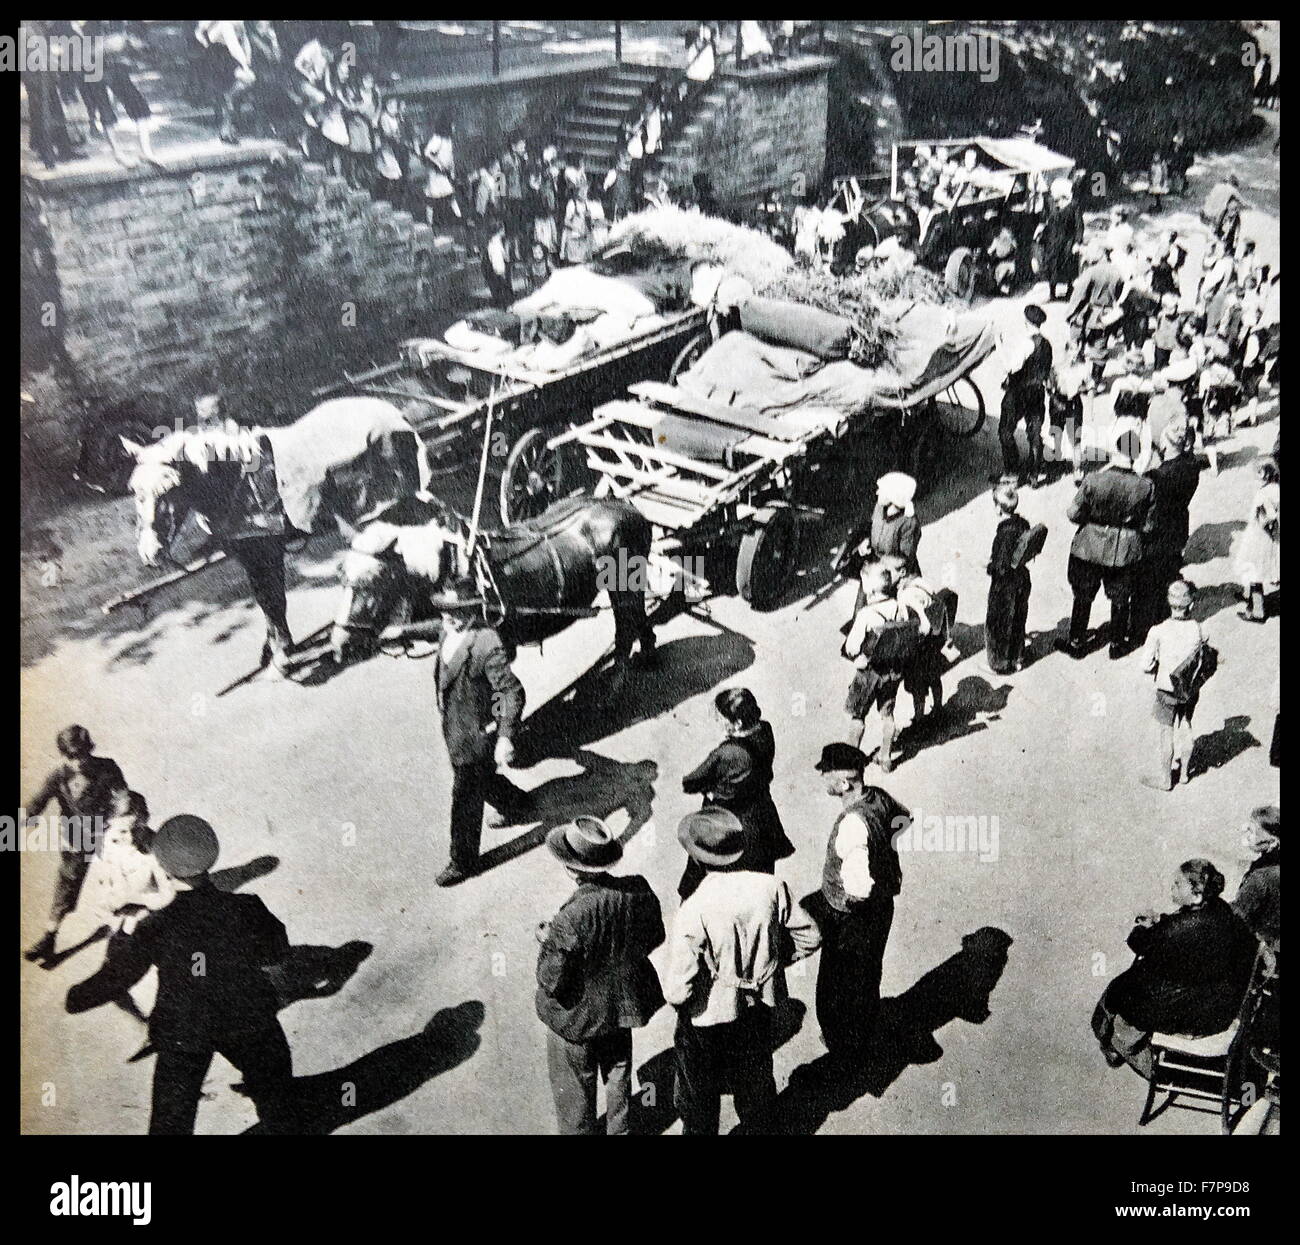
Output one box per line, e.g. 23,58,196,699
664,808,820,1134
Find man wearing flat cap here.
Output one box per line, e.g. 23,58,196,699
76,815,297,1134
664,807,820,1134
812,743,909,1055
535,816,664,1135
431,576,530,887
995,303,1053,487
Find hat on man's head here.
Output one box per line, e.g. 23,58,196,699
546,816,623,872
153,815,219,878
815,742,870,775
1050,177,1073,200
429,575,486,615
1161,355,1196,384
677,807,746,867
1024,304,1047,327
1249,805,1281,838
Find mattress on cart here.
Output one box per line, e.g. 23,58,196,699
677,309,996,416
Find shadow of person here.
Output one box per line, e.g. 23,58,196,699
518,631,756,763
620,998,808,1135
1183,519,1246,565
210,855,280,892
902,674,1010,761
743,928,1013,1135
477,750,659,874
1213,443,1260,475
1189,714,1259,778
267,940,374,1008
243,1000,486,1134
947,620,987,662
1188,581,1243,624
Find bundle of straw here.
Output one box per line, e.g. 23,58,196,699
603,206,794,287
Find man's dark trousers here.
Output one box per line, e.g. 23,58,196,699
449,758,530,869
150,1023,294,1135
815,895,895,1054
673,1007,776,1135
546,1028,633,1135
1067,556,1136,649
999,387,1045,479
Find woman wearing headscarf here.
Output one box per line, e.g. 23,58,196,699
676,688,794,900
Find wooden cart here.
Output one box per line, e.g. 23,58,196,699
312,307,710,526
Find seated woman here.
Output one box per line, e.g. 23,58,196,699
1092,859,1257,1078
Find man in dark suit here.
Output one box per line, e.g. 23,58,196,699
433,576,529,887
1138,415,1204,636
1057,422,1156,660
535,816,664,1134
69,815,296,1134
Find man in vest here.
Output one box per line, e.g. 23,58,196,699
812,743,908,1056
995,303,1053,487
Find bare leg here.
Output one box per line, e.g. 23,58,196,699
878,706,896,772
846,716,866,749
1173,717,1194,782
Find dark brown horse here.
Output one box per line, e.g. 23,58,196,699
331,492,658,670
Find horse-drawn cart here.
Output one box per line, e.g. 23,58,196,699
540,308,997,609
314,305,709,527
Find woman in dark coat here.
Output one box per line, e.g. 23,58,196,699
1093,859,1257,1078
985,484,1032,674
1037,180,1083,300
677,688,794,899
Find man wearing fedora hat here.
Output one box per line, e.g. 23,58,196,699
431,576,530,887
23,725,128,966
1056,422,1156,660
80,815,297,1134
535,816,664,1135
811,743,908,1055
664,807,820,1134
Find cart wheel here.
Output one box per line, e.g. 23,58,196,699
932,375,986,438
668,331,710,383
945,247,977,301
499,427,563,525
81,417,156,495
735,509,801,609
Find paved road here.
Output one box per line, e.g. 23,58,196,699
19,117,1280,1136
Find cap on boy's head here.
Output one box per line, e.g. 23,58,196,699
153,815,219,879
815,742,869,775
1024,304,1046,327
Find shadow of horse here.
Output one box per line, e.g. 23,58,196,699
475,750,659,873
242,1000,486,1134
518,630,756,763
1190,714,1259,778
741,928,1013,1135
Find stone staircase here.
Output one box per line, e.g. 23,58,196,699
651,77,736,188
554,62,664,178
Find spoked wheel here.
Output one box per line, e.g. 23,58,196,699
499,427,563,525
735,508,801,609
668,330,711,383
944,246,977,302
931,375,986,438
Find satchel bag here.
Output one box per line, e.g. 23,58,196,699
1169,640,1219,703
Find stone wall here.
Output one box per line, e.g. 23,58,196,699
658,58,832,209
21,144,468,475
